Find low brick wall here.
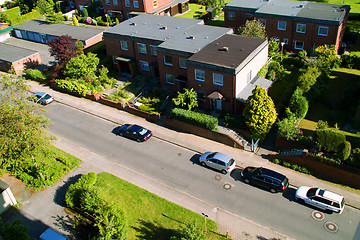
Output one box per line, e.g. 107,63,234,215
85,92,101,101
127,104,160,122
269,151,360,188
99,97,126,109
164,116,244,149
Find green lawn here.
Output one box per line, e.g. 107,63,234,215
93,172,227,240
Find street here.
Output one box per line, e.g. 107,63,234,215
43,101,360,240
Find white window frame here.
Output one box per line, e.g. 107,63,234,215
278,21,286,31
120,41,128,51
164,55,173,66
195,69,205,82
294,40,304,50
283,38,289,45
179,58,187,69
228,12,235,21
113,0,118,6
140,60,149,71
150,45,157,56
296,23,306,33
318,26,329,36
166,74,175,84
213,73,223,86
125,0,130,7
137,43,147,54
153,0,158,8
133,0,139,8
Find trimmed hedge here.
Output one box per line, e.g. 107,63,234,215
55,79,89,97
170,108,218,130
315,129,346,152
25,69,46,82
271,158,313,175
338,141,351,162
65,172,97,209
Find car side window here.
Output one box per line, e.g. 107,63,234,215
218,161,225,166
332,202,340,208
254,176,265,181
264,177,272,183
209,159,217,164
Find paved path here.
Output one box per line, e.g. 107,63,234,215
2,80,360,239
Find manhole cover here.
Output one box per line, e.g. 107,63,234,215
311,211,325,221
223,183,231,190
215,175,222,181
324,221,339,233
177,153,181,157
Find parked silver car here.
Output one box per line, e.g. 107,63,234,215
199,152,236,174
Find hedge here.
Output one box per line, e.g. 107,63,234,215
170,108,218,130
315,129,346,152
55,79,89,97
65,172,97,209
338,141,351,162
25,69,46,82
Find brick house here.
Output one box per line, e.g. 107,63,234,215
103,14,271,114
224,0,350,54
71,0,189,21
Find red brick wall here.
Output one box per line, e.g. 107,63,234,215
12,52,42,75
144,0,172,13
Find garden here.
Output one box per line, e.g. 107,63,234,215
65,172,227,240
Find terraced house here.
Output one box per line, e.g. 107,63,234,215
71,0,189,21
224,0,350,54
103,14,271,114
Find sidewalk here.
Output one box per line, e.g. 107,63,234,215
10,80,359,239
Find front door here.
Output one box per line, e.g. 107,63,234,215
215,99,222,111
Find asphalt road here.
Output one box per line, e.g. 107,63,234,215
44,102,360,240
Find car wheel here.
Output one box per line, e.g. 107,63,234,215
244,178,250,184
136,138,141,143
200,162,206,167
270,188,276,193
221,169,227,174
119,132,124,136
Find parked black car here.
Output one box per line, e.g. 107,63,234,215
118,124,152,142
241,167,289,193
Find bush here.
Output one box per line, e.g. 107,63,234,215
315,129,346,152
223,113,246,129
55,79,89,96
348,148,360,168
276,113,302,140
317,120,329,129
65,172,97,209
266,61,285,81
288,87,308,119
297,67,321,93
341,53,360,70
338,141,351,162
170,108,218,130
283,56,304,68
25,69,46,82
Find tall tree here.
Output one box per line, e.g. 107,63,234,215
172,88,198,111
238,20,267,39
243,85,277,141
63,53,99,80
47,35,78,64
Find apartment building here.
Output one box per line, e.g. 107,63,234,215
224,0,350,54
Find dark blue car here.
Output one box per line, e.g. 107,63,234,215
118,124,152,142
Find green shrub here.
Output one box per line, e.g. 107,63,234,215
223,113,246,129
257,62,269,78
276,113,302,140
317,120,329,129
171,108,218,130
138,104,157,113
272,158,281,164
315,129,346,152
288,87,308,119
65,172,97,209
25,69,46,82
297,67,321,93
341,53,360,70
348,148,360,168
338,141,351,162
283,56,304,68
55,79,89,96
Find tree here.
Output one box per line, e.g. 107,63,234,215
48,35,78,64
268,40,280,57
0,74,51,177
73,15,79,26
82,7,88,17
0,218,31,240
63,53,99,80
314,45,340,76
243,85,277,141
237,20,266,39
36,0,54,14
172,88,198,111
276,112,302,140
198,0,225,12
45,12,64,24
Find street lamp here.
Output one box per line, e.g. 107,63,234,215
202,213,208,233
280,42,285,61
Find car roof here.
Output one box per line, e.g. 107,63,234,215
129,124,143,131
33,92,46,95
213,152,232,162
261,168,287,180
318,189,343,202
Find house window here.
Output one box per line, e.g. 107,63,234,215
294,40,304,50
166,74,175,84
283,38,289,44
125,0,130,7
318,26,329,36
133,0,139,8
196,90,206,102
140,60,149,71
213,73,223,86
179,58,187,69
120,41,128,51
113,0,118,5
150,45,157,56
164,55,172,66
247,70,252,83
153,0,157,7
195,69,205,82
258,19,266,27
228,12,235,21
105,0,110,5
296,23,306,33
137,43,147,54
278,21,286,31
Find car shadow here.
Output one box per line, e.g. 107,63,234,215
230,168,242,181
112,126,121,136
189,154,202,166
282,186,297,202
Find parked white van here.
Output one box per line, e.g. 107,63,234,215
40,228,68,240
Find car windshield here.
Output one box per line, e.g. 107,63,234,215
341,198,345,208
282,177,288,186
227,158,235,166
138,128,148,135
207,152,217,159
42,94,52,100
307,188,318,198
